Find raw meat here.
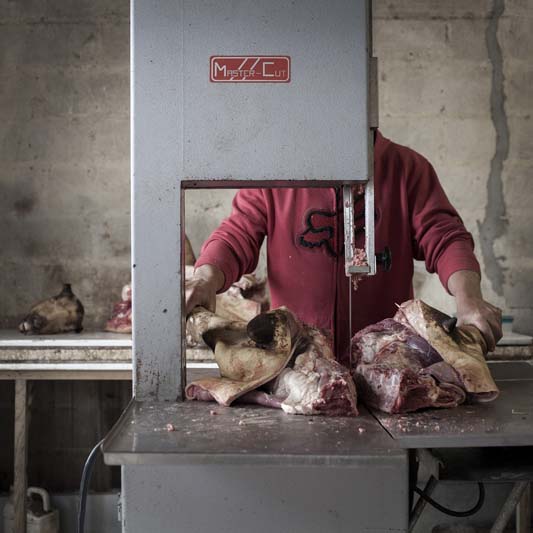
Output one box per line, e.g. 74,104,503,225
216,272,268,323
105,284,132,333
351,299,498,414
394,300,499,403
19,284,84,335
186,308,358,416
270,346,358,416
185,265,268,348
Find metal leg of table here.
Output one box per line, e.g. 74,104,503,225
516,482,531,533
14,379,28,532
491,481,529,533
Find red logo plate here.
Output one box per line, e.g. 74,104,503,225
210,56,290,83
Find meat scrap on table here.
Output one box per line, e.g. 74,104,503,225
186,307,358,417
351,299,499,414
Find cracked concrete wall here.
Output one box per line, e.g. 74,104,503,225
374,0,533,334
0,0,531,334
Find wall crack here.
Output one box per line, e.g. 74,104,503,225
477,0,509,296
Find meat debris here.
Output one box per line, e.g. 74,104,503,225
19,284,84,335
349,248,368,290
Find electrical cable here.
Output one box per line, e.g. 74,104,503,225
77,438,105,533
413,482,485,518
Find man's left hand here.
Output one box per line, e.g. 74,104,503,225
455,296,502,352
448,270,503,352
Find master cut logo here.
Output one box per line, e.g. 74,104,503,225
210,56,290,83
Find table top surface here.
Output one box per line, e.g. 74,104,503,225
103,400,403,466
104,363,533,466
371,364,533,448
0,330,132,347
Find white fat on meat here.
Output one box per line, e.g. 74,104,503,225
270,346,358,416
275,366,321,415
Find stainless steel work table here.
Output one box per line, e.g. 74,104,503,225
104,399,410,533
104,360,533,532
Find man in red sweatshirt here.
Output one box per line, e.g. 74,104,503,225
186,131,502,364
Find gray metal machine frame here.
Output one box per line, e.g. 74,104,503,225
131,0,374,405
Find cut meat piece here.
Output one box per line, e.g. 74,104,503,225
394,300,498,402
19,284,84,335
216,273,267,323
186,307,358,416
353,338,465,413
105,283,132,333
351,299,497,414
185,266,268,348
270,349,358,416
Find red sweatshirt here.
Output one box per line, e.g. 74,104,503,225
196,131,480,365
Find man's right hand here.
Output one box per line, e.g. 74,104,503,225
185,264,225,316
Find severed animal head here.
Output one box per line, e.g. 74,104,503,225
19,284,84,335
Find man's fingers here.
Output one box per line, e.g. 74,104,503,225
487,303,503,315
477,321,496,352
486,315,503,343
205,295,216,313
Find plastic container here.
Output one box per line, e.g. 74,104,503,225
3,487,59,533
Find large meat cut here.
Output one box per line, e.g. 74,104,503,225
351,299,499,413
186,307,358,416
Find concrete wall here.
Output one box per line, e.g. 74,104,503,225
374,0,533,334
0,0,531,332
0,1,130,329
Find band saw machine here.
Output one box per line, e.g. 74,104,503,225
101,2,533,532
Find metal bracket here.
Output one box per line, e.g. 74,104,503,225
344,181,376,277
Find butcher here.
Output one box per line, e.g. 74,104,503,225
185,131,502,365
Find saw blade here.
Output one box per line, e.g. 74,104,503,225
349,271,353,369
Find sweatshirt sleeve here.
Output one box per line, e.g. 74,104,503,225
406,154,481,291
195,188,268,293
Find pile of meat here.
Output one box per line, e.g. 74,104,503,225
187,299,499,417
186,307,358,417
351,299,499,413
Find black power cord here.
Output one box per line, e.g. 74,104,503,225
77,439,105,533
414,481,485,518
